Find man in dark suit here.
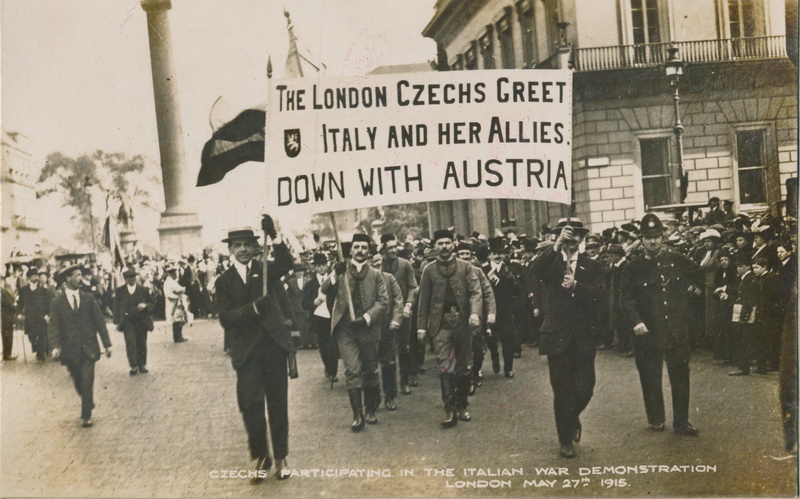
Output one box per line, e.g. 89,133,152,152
302,252,336,381
322,234,388,431
530,219,606,458
215,220,295,483
48,264,112,428
482,237,521,378
113,267,154,375
17,267,52,361
417,229,482,427
620,213,704,437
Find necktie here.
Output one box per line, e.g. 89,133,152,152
72,294,78,310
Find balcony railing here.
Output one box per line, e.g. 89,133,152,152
573,35,787,72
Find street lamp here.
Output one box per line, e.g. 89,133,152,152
665,44,687,203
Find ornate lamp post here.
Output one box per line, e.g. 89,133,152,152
665,44,687,203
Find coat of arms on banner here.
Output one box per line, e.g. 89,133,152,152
284,129,301,158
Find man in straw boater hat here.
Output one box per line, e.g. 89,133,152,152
416,229,482,428
530,218,605,458
620,213,704,437
323,233,388,431
214,216,296,483
48,264,112,428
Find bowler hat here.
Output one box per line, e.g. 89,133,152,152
606,244,625,256
639,213,665,237
523,238,540,252
222,227,260,244
550,218,590,236
456,241,472,253
26,268,39,277
380,233,396,244
312,253,328,266
122,267,138,278
59,264,82,281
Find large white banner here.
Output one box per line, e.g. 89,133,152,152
266,69,572,214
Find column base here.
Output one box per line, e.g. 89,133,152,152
157,210,202,256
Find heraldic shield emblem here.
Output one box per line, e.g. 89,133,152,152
284,129,301,158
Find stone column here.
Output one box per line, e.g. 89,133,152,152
141,0,202,256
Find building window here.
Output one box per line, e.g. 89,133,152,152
499,199,517,227
480,28,496,69
639,137,673,209
728,0,757,37
543,0,561,52
497,11,516,69
517,0,537,68
464,43,478,70
735,129,767,205
451,54,464,71
631,0,661,63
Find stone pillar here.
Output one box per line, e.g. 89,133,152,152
141,0,202,255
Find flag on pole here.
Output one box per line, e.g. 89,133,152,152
196,9,324,187
101,196,126,269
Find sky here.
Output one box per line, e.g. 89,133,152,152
1,0,437,250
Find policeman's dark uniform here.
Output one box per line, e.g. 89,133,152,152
620,214,704,434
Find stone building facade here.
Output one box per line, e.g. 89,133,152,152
423,0,797,233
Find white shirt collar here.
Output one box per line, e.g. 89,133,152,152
232,259,250,282
127,284,137,294
351,259,367,272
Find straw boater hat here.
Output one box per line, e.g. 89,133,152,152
222,227,260,243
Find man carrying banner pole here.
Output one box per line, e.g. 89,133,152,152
214,217,295,483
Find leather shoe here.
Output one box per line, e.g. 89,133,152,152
409,375,419,387
649,423,666,431
275,458,290,480
351,415,365,432
3,355,17,361
385,398,397,411
492,360,500,374
673,422,699,436
251,455,272,484
138,367,149,374
559,442,576,458
728,369,749,376
441,410,458,428
174,338,188,343
458,410,471,422
401,385,412,395
365,412,379,425
129,368,138,376
81,418,93,428
504,371,514,379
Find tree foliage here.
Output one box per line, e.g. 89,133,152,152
38,150,162,245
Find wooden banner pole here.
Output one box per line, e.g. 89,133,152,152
329,212,356,321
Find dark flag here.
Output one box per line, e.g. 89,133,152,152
196,108,266,187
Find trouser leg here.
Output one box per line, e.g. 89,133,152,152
633,341,666,426
137,329,148,368
547,347,579,445
262,342,289,460
123,328,138,368
172,322,184,342
665,345,691,426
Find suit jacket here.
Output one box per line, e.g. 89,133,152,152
381,272,404,329
216,254,295,370
620,249,704,349
113,284,154,333
416,258,481,337
18,284,51,331
323,262,388,334
48,290,111,366
482,262,520,327
382,257,418,301
529,247,606,356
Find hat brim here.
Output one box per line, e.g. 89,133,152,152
551,227,590,236
222,235,261,244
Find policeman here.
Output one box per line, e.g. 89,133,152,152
620,213,704,436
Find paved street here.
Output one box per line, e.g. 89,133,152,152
1,318,796,497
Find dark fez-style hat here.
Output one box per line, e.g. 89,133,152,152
487,237,507,253
352,233,371,244
433,229,454,242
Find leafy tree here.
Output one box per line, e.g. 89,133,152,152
38,150,162,245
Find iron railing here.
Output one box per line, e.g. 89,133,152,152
573,35,787,72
